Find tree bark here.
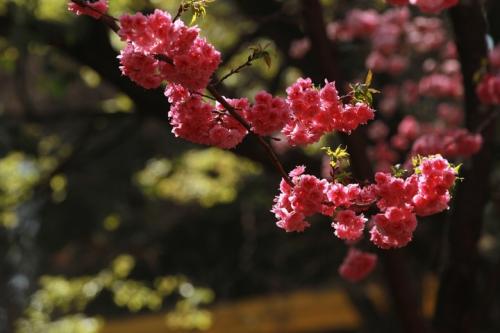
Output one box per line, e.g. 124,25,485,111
433,1,493,332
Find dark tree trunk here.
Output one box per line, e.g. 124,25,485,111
433,1,494,333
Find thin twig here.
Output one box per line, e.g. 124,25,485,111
190,91,217,101
173,4,185,22
215,59,254,86
475,108,498,134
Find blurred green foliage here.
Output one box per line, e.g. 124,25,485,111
0,152,40,228
16,255,214,333
135,148,261,207
0,132,75,228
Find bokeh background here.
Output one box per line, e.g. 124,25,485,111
0,1,499,333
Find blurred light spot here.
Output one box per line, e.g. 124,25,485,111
179,283,194,298
80,66,101,88
102,94,134,113
103,214,121,231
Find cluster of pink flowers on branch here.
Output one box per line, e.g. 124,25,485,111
166,77,374,149
284,78,375,145
272,154,457,244
118,9,221,91
273,153,458,280
166,84,249,149
68,1,465,283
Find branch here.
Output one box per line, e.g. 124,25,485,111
64,3,293,185
214,57,255,86
206,85,293,185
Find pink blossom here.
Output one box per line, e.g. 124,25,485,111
406,17,446,53
68,0,108,19
338,103,375,133
412,155,457,216
118,45,164,89
419,73,463,99
271,167,330,232
339,248,377,282
489,45,500,69
245,91,290,136
366,51,388,73
374,172,418,211
437,103,463,127
326,184,361,208
391,134,409,151
402,81,419,106
118,10,220,90
386,0,409,5
477,74,500,105
166,86,213,146
165,85,248,149
289,38,311,59
332,210,367,241
345,9,380,38
411,129,482,158
372,23,402,54
398,116,421,140
410,0,459,14
368,120,390,142
387,55,408,75
284,78,373,145
211,98,249,149
370,206,417,248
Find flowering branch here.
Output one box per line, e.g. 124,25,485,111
206,85,293,185
68,1,293,185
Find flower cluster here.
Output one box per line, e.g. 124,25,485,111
339,248,378,283
418,73,463,99
328,7,455,78
166,76,373,148
368,112,481,172
477,74,500,105
118,9,221,91
332,210,367,241
412,155,457,216
284,78,374,145
387,0,458,14
271,166,330,232
244,92,290,136
166,84,248,149
68,0,109,19
411,129,482,158
69,2,467,284
476,44,500,105
272,155,457,249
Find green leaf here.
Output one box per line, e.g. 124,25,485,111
391,164,407,178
